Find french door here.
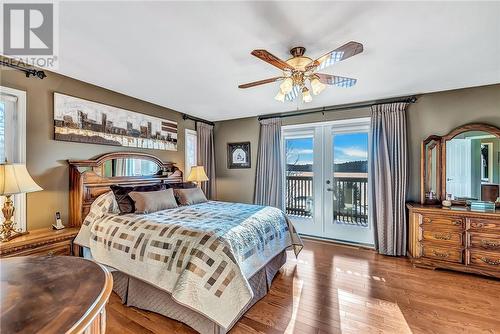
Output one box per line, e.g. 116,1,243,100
282,118,374,246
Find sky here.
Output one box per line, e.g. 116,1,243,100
286,132,368,165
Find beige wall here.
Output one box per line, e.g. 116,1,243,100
215,84,500,204
1,68,195,230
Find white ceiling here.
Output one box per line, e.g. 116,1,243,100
55,1,500,121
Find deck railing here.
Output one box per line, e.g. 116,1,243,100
285,175,368,227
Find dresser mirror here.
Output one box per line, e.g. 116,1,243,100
421,123,500,205
421,135,442,204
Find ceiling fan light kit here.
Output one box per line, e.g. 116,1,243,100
302,87,312,103
274,90,286,102
239,41,363,103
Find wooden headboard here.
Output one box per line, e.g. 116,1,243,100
68,151,183,227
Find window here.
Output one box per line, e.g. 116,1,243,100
185,129,197,180
0,86,27,232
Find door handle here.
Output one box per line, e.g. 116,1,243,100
326,188,334,192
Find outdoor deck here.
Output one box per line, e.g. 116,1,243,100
285,175,369,227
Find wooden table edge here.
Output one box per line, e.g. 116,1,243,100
66,261,113,334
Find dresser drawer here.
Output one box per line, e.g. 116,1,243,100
422,244,463,263
421,215,464,230
467,250,500,269
468,218,500,232
4,241,72,258
467,232,500,252
422,230,462,245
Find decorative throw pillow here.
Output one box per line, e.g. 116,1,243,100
129,188,178,213
74,191,117,248
174,187,208,205
110,184,166,214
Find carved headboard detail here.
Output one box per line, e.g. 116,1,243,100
68,151,183,227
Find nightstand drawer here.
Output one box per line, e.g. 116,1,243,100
3,241,72,257
0,227,79,258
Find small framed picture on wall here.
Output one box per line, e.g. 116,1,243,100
227,142,251,169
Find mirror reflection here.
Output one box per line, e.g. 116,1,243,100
101,158,161,177
424,140,439,201
446,131,500,202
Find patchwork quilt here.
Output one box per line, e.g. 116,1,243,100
75,201,302,329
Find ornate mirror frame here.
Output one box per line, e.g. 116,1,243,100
420,135,442,204
441,123,500,205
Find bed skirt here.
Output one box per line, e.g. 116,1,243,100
111,250,287,334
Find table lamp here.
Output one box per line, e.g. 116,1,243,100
187,166,209,187
0,163,43,241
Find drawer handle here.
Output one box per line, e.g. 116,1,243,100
47,251,54,257
451,221,462,226
433,233,452,240
480,257,500,266
432,250,449,258
471,222,484,228
480,240,500,249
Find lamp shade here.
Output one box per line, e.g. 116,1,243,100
187,166,209,183
0,163,43,196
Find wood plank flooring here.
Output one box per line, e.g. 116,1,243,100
106,239,500,334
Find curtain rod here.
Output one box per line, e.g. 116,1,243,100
0,60,47,79
258,95,418,121
182,114,215,126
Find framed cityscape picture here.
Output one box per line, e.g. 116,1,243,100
53,93,178,151
227,142,251,169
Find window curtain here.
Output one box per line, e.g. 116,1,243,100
368,102,409,256
197,122,216,199
254,117,283,208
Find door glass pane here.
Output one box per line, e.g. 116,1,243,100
285,136,314,219
332,132,369,227
185,131,197,179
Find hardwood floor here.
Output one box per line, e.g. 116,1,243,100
106,239,500,334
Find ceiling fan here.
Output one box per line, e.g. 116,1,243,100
238,41,363,103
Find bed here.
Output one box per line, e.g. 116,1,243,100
68,152,303,334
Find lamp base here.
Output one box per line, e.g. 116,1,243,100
0,229,29,242
0,195,28,242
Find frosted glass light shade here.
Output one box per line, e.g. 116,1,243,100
0,163,43,196
187,166,209,182
279,78,293,94
310,78,326,95
274,90,285,102
302,87,312,103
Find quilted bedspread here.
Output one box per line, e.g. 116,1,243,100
78,201,302,329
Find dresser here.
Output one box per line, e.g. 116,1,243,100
407,203,500,278
0,256,112,334
0,227,79,258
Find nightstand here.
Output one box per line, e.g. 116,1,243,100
0,227,80,258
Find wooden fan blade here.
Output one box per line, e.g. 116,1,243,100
315,73,357,87
251,50,295,71
306,41,363,71
238,76,283,89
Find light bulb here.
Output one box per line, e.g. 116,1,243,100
310,78,326,95
274,90,285,102
279,77,293,94
302,87,312,103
